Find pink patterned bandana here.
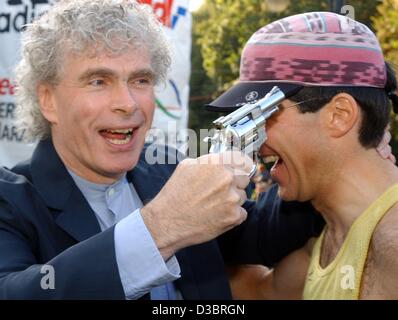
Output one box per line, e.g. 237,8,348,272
207,12,386,111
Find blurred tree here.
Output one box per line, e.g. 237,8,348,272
195,0,271,94
188,5,220,154
347,0,380,26
372,0,398,66
189,0,392,152
372,0,398,146
192,0,378,97
189,0,271,154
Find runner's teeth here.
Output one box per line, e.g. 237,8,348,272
263,155,279,164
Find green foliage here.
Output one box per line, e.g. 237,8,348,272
347,0,380,26
372,0,398,67
188,27,219,134
194,0,271,93
189,0,398,155
372,0,398,145
188,6,220,152
192,0,379,97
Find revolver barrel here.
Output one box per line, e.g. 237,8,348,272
206,86,286,155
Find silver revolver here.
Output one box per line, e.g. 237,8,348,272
204,86,286,177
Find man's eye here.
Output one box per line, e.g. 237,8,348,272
89,79,105,86
133,78,153,86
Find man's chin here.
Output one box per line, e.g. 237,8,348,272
277,186,297,202
102,157,140,177
112,160,139,173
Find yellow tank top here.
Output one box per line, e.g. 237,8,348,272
303,183,398,300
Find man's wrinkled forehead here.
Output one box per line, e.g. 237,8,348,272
58,42,152,75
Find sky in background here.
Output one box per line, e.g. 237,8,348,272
189,0,204,12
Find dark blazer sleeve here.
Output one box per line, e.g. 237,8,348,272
0,173,125,299
218,184,325,267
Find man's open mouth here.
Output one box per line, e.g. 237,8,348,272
262,154,283,172
99,128,135,145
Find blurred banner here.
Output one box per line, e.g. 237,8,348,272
0,0,51,168
0,0,191,168
140,0,192,150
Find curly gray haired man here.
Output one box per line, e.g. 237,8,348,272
16,0,170,141
3,0,392,300
2,0,302,300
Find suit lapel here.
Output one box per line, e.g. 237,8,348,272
175,249,201,299
30,139,101,242
54,187,102,242
127,157,167,205
30,141,218,298
31,140,168,241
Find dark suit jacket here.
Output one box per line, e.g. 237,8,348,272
0,139,323,299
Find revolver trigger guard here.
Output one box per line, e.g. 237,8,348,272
248,164,257,178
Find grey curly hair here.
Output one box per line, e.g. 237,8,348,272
15,0,171,141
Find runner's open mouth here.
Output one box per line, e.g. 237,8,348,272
262,154,283,172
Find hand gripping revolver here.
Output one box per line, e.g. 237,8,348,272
204,86,286,177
